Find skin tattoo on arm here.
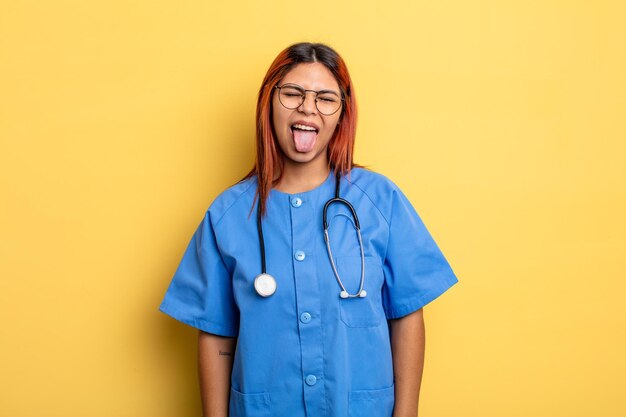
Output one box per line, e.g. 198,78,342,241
218,350,232,356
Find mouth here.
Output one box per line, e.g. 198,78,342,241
291,123,319,133
291,122,319,153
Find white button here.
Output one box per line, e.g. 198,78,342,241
305,374,317,386
294,251,306,261
291,197,302,208
300,312,312,323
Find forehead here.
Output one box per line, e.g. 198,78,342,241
281,62,340,91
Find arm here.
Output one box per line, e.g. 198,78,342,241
198,331,237,417
389,308,425,417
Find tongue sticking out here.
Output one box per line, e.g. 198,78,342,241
293,129,317,153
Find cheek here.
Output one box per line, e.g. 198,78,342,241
323,117,341,138
272,102,289,132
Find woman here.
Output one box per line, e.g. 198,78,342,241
160,42,458,417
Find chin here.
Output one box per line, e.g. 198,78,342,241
285,149,323,164
288,154,316,164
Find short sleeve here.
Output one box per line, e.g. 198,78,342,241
159,211,239,337
381,188,458,319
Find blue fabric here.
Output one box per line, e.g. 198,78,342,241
160,168,458,417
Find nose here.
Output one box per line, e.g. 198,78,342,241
298,91,317,115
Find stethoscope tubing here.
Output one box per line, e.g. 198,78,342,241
256,171,366,298
256,200,267,274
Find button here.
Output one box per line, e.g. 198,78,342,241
300,312,312,323
291,197,302,208
294,251,306,261
305,375,317,386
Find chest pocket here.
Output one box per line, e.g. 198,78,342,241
349,385,395,417
336,255,386,328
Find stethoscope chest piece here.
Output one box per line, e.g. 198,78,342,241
254,273,277,297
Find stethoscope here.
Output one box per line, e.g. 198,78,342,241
254,172,367,299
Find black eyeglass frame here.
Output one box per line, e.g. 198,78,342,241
274,83,345,116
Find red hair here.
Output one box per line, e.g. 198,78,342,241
242,42,358,216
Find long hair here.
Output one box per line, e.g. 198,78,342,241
242,42,358,216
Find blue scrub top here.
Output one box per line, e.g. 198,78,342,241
160,168,458,417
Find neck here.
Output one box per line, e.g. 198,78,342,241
275,157,331,194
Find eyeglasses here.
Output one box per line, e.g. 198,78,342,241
275,83,344,116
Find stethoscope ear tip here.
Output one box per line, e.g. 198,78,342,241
339,290,368,298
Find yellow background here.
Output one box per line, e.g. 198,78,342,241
1,1,625,416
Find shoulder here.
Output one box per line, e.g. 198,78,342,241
344,167,406,222
207,176,257,225
346,167,400,193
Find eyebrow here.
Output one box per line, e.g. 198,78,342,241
283,83,341,96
